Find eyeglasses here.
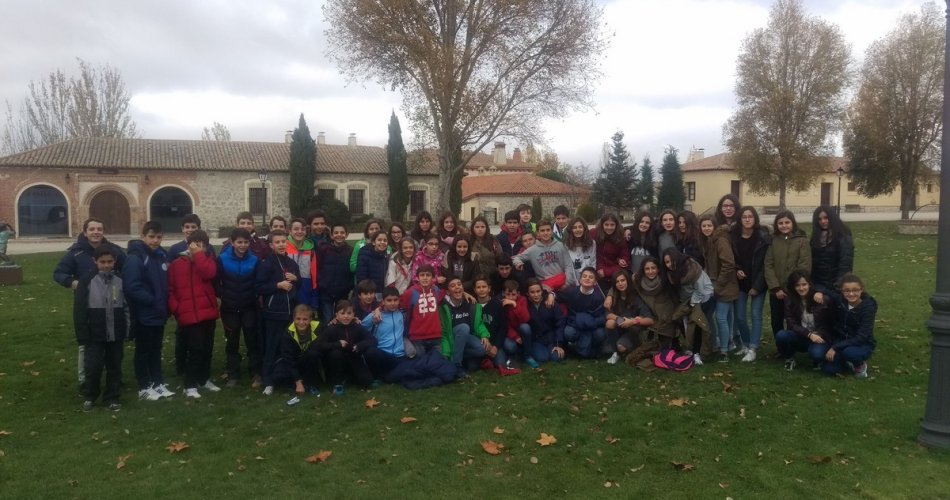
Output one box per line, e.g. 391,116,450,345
721,203,735,208
842,288,862,295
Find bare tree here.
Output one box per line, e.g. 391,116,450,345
843,2,944,219
1,59,138,154
324,0,608,214
201,121,232,141
722,0,851,208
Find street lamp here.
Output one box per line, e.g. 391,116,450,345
918,1,950,449
258,169,268,232
836,166,845,216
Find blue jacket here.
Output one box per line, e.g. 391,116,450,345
255,253,300,320
216,245,258,312
123,240,169,327
559,286,606,330
317,242,354,301
527,296,566,347
53,235,127,288
362,310,406,358
828,292,877,352
356,245,388,291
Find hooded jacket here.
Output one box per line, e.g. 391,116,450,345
702,225,740,302
278,320,320,362
123,240,169,326
527,295,566,348
356,244,389,291
168,250,219,327
512,238,572,281
731,227,771,294
496,227,524,256
317,242,354,301
439,298,490,360
827,292,877,352
765,229,811,293
54,234,127,288
216,244,259,311
784,294,833,340
287,238,318,291
811,231,854,292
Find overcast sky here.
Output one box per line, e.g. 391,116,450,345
0,0,936,168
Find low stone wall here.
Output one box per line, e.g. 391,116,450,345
897,220,939,235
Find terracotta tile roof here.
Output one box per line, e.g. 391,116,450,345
683,152,850,173
0,137,291,171
462,173,588,201
407,148,537,173
0,138,439,175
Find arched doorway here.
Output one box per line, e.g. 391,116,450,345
149,186,193,232
17,185,69,236
89,190,131,235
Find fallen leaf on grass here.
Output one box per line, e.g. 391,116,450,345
630,464,645,472
529,456,538,464
604,481,614,488
400,416,417,424
306,450,333,463
721,381,734,393
166,441,190,453
536,433,557,446
116,454,132,470
30,371,40,376
0,449,5,457
784,459,793,465
480,440,504,455
492,426,505,435
671,461,694,472
20,361,35,367
668,398,688,407
605,436,620,444
365,398,380,408
719,482,729,489
0,430,11,437
807,455,832,464
739,408,746,418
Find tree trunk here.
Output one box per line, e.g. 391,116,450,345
901,184,913,220
778,176,787,209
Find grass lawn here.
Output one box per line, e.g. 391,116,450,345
1,221,948,499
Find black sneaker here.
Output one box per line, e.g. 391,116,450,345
718,352,729,363
784,358,796,371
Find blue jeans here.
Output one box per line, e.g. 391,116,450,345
734,290,765,349
532,342,564,364
451,323,486,366
564,325,605,358
810,344,873,375
505,324,533,359
715,299,735,353
775,329,810,358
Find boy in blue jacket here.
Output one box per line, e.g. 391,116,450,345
317,224,354,322
362,287,406,379
256,230,300,395
524,279,566,365
558,267,606,359
218,228,261,387
124,221,173,401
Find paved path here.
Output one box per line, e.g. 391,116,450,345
5,211,938,256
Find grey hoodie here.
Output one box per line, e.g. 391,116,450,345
513,239,572,281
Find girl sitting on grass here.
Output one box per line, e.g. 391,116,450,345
774,270,832,371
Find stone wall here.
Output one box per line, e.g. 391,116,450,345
192,171,289,231
313,173,439,221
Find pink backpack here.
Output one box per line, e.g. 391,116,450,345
653,348,694,371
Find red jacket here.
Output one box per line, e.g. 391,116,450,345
168,250,219,327
592,228,628,280
504,295,530,341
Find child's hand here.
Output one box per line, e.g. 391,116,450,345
552,346,565,359
775,290,787,300
339,340,349,348
284,272,298,282
597,269,605,278
737,270,747,280
464,292,476,304
372,307,383,323
545,293,555,308
603,296,613,309
437,276,446,284
618,258,628,268
277,280,293,291
813,292,824,304
824,347,836,362
502,298,516,307
480,338,492,351
515,336,523,345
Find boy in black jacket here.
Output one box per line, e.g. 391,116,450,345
272,304,322,397
318,300,376,395
256,230,301,396
75,246,129,411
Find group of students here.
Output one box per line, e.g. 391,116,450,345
58,197,877,411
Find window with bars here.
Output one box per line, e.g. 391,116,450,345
348,188,365,215
686,182,696,201
317,188,336,200
409,189,426,216
249,187,267,216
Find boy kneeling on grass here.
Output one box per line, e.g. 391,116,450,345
76,246,129,412
272,304,322,401
318,300,376,395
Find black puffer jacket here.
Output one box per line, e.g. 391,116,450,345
731,228,771,294
810,232,854,292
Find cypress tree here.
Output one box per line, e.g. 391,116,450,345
656,146,685,211
638,155,655,211
288,113,315,217
387,111,409,221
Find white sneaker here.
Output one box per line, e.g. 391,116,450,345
262,385,274,396
185,388,201,399
138,387,161,401
607,352,620,365
734,346,749,357
742,349,757,362
202,380,221,392
692,353,704,366
154,384,176,398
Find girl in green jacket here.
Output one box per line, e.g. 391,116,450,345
764,210,811,341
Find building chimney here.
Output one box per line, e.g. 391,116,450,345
512,147,523,163
317,132,325,145
285,130,293,144
686,146,705,163
348,133,357,146
493,141,507,166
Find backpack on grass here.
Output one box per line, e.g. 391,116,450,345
653,348,693,372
